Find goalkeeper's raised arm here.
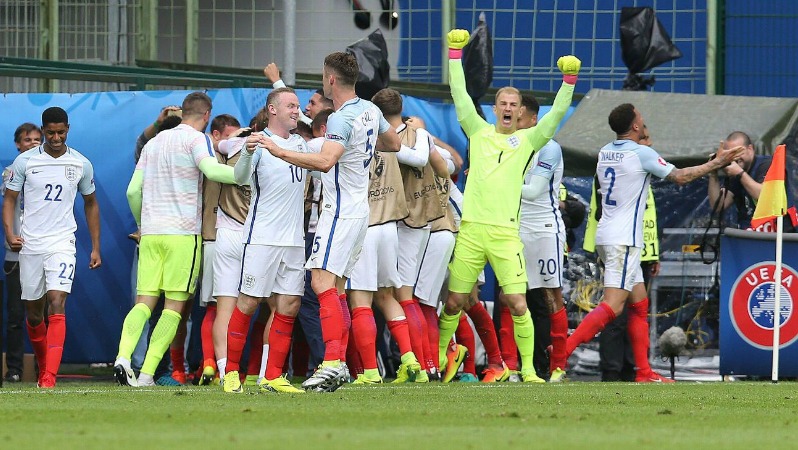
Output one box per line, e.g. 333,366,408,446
446,29,489,137
522,55,580,150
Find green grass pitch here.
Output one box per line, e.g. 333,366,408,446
1,380,796,449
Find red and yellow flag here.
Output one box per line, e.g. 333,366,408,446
750,144,788,229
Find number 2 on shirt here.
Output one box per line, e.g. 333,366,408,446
603,167,617,206
363,129,374,168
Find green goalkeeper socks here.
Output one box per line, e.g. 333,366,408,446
141,309,182,376
437,310,461,367
512,310,535,373
117,303,151,360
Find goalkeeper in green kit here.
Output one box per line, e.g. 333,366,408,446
438,29,580,383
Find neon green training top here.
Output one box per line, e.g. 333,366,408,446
450,59,574,230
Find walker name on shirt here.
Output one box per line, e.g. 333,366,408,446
600,152,625,163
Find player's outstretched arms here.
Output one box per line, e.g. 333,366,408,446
666,144,745,186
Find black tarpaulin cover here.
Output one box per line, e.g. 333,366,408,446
620,7,682,74
346,29,390,101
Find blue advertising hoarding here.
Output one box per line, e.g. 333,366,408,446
720,229,798,376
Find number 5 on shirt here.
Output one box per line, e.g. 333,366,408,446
363,129,374,168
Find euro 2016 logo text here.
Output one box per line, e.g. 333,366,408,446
729,262,798,349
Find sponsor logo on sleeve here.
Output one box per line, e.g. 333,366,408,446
326,133,345,142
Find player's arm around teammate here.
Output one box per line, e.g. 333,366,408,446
220,87,308,394
115,92,236,387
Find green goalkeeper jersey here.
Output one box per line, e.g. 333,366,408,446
450,59,574,229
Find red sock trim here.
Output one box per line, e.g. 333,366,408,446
339,293,351,361
419,303,440,370
225,307,253,373
351,307,378,370
386,318,413,356
201,304,217,365
627,298,651,372
499,305,519,370
45,314,65,377
27,320,48,374
549,307,568,371
318,288,343,361
412,298,434,370
456,314,476,375
467,302,503,366
399,299,428,369
566,302,616,356
265,313,294,379
627,298,649,318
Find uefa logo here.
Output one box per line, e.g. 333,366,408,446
729,262,798,349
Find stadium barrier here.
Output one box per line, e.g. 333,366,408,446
720,228,798,377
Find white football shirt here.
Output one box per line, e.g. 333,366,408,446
6,145,95,254
241,130,309,247
136,124,215,235
595,140,674,247
448,182,464,229
322,97,390,219
519,140,565,236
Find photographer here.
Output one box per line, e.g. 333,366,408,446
707,131,772,229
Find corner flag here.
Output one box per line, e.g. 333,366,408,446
750,144,788,229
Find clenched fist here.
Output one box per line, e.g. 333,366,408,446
557,55,581,75
447,29,470,50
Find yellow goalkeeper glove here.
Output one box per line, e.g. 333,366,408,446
557,55,581,84
447,29,470,59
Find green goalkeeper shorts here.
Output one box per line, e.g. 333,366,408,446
447,221,527,295
137,234,202,301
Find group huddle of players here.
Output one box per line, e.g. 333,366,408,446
9,29,742,390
